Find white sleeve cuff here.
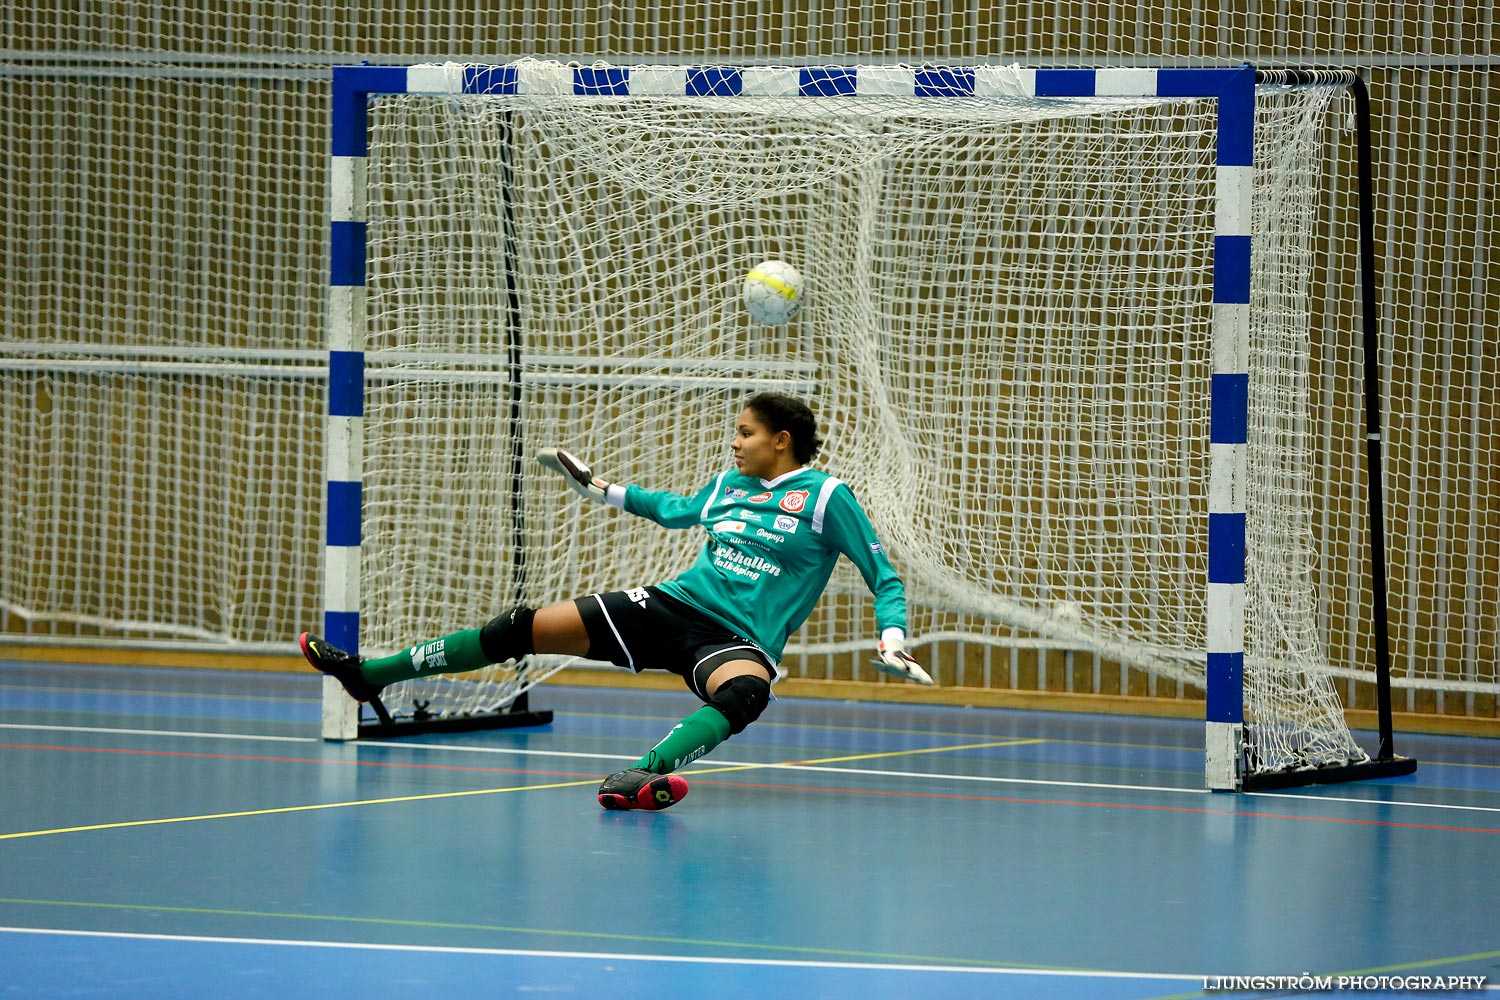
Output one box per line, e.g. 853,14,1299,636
604,484,627,508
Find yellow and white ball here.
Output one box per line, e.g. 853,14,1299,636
742,260,805,325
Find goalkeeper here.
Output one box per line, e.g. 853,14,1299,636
299,392,931,811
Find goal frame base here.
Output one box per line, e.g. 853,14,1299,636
1239,754,1418,792
355,688,554,739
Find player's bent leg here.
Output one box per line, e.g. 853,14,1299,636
634,660,770,772
299,632,383,703
598,661,772,811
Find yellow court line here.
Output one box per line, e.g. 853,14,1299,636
643,737,1047,778
0,778,602,841
789,737,1046,767
0,738,1043,840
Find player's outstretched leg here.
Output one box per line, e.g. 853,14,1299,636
298,632,384,703
597,767,689,811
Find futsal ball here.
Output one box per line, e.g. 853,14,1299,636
742,260,805,326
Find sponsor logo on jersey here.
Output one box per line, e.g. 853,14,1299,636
747,491,773,503
711,543,782,580
723,488,748,500
774,514,798,533
754,528,785,545
870,542,883,554
780,490,810,513
713,519,747,534
626,587,650,606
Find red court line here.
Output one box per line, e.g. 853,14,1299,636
687,778,1500,835
4,741,1492,835
0,743,598,780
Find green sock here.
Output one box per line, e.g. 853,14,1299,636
635,706,732,774
360,628,491,687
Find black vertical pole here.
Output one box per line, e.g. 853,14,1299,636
1349,73,1399,761
499,109,527,608
498,109,536,718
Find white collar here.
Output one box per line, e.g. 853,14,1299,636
759,466,806,488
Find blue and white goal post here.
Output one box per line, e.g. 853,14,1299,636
322,60,1412,790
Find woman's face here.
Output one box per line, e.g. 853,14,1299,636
731,408,790,479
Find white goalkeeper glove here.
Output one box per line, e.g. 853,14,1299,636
537,448,612,503
873,628,934,686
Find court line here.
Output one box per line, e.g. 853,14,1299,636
0,925,1201,981
0,777,602,840
0,737,1058,841
7,722,1498,815
784,738,1047,764
8,681,1495,770
0,739,1042,780
751,761,1500,813
0,899,1035,970
0,683,1191,747
669,779,1500,833
698,758,1194,795
360,738,1205,796
5,753,1497,845
0,723,314,743
1247,790,1500,814
0,742,602,779
0,721,1169,789
7,740,1496,837
359,740,1500,812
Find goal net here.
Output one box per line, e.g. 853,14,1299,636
344,60,1379,787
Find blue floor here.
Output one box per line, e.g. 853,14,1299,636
1,661,1497,999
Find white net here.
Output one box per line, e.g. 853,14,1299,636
1246,84,1370,771
357,65,1365,772
0,74,325,650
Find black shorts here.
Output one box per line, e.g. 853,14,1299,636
574,586,775,702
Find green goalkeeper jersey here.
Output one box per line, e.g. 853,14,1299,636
622,466,907,662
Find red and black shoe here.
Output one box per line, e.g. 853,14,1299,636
597,767,689,811
298,632,383,703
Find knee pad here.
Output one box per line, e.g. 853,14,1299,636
709,674,771,735
479,606,535,663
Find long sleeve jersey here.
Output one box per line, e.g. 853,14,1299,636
622,466,907,662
